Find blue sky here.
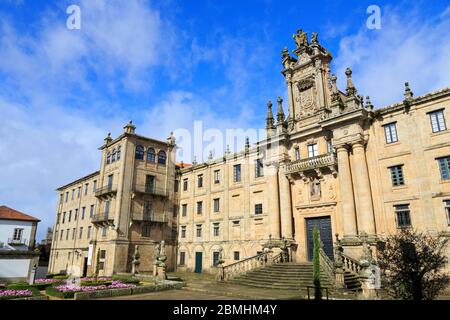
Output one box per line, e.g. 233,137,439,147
0,0,449,241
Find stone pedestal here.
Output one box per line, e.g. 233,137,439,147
334,269,346,290
156,265,167,280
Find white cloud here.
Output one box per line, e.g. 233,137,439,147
333,5,450,107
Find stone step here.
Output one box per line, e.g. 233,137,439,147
238,273,330,281
229,280,333,291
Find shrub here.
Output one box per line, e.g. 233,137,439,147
45,286,75,299
80,280,112,287
53,275,69,280
312,226,322,300
112,275,140,285
7,282,58,291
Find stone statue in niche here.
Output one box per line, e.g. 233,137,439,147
310,177,321,199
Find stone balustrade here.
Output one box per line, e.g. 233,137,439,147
286,152,337,174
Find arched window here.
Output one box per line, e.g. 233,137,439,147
106,152,111,165
158,150,166,165
117,146,121,160
135,145,144,160
111,149,116,162
147,148,156,162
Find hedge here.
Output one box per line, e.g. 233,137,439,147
7,282,61,291
45,286,75,299
80,280,112,287
111,275,140,285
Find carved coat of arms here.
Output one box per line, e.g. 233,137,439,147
295,78,315,117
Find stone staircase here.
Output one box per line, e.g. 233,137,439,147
228,262,333,291
344,270,362,291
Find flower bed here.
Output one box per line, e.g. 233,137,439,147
0,288,39,300
46,281,136,299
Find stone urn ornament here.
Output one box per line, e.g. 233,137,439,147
131,245,140,275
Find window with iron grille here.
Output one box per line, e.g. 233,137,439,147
213,223,220,237
233,164,241,182
142,223,151,237
255,159,264,178
395,204,411,228
389,165,405,186
437,156,450,180
383,122,398,144
214,170,220,184
179,252,186,265
233,251,240,261
429,109,447,133
213,198,220,212
445,200,450,225
196,224,202,238
255,203,263,215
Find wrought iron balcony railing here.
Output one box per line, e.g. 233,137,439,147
132,184,169,198
132,211,168,223
7,238,28,246
91,212,114,223
95,184,117,197
286,152,338,174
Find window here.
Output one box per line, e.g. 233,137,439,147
57,213,61,224
173,205,178,218
437,156,450,180
66,229,69,240
79,227,83,239
255,203,263,215
445,200,450,225
68,210,72,222
107,174,114,188
60,230,64,240
84,183,89,195
197,174,203,188
147,148,156,162
65,192,69,202
117,146,121,160
77,187,81,198
213,251,220,266
429,109,447,133
87,226,91,239
232,220,240,226
327,140,333,153
54,231,58,242
182,204,187,217
307,144,318,158
233,251,240,261
142,224,151,237
196,224,202,238
135,145,144,160
384,123,398,144
99,250,106,259
68,252,71,261
181,226,186,238
183,179,188,191
99,262,105,270
72,228,76,240
214,170,220,184
197,201,203,215
104,200,110,215
81,207,85,220
174,180,179,192
74,208,78,221
295,147,300,160
213,198,220,213
389,165,405,186
395,204,411,228
179,252,186,265
106,152,111,165
111,149,116,162
102,227,107,237
158,151,166,165
213,223,220,237
143,201,152,219
90,205,95,218
71,189,75,200
13,228,23,241
255,159,264,178
59,193,64,204
145,175,155,192
62,212,66,224
233,164,241,182
93,180,97,192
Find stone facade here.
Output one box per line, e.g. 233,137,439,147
49,28,450,277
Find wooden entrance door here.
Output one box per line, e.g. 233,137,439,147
306,216,333,261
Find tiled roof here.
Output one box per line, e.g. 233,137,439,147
0,206,40,222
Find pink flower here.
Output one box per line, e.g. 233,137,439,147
0,289,33,297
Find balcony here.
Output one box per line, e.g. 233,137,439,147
286,152,338,175
132,184,169,198
7,238,27,246
95,185,117,198
132,211,168,223
91,212,114,225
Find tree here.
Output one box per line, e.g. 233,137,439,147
312,226,322,300
376,228,449,300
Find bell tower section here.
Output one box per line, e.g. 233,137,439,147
281,30,333,131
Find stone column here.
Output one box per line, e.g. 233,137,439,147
267,162,281,239
286,76,295,119
352,142,376,235
336,146,357,237
279,167,293,239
